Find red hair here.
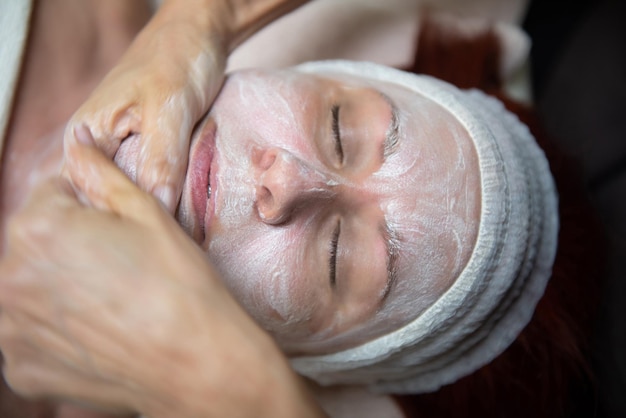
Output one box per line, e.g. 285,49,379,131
395,15,604,418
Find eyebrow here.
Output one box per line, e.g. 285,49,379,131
380,220,400,304
380,92,401,160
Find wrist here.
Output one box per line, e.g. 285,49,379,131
157,0,309,52
136,323,327,418
220,0,310,50
152,0,231,55
252,344,329,418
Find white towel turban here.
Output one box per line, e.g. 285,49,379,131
289,60,559,394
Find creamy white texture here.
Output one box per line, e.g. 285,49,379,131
177,69,481,354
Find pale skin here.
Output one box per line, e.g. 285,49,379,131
60,0,528,215
168,68,480,354
60,0,310,213
1,1,326,416
4,65,459,418
1,133,328,418
0,0,518,416
2,0,316,227
1,64,480,417
0,1,407,416
4,70,479,416
5,58,482,362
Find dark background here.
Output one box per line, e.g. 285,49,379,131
524,0,626,416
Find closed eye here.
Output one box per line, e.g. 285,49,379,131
331,105,344,163
329,219,341,287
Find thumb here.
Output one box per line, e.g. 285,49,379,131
135,104,193,214
64,125,164,222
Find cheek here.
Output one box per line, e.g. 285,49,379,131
208,223,318,337
217,73,321,157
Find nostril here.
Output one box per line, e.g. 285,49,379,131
259,185,272,204
255,184,291,225
256,185,275,221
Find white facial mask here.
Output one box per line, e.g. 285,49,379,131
185,66,484,354
203,73,326,338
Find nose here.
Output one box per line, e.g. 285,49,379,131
255,147,335,224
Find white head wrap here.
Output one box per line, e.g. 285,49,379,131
289,60,559,394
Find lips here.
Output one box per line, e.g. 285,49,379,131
188,118,217,243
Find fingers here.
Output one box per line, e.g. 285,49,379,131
64,126,162,223
135,98,194,213
63,100,191,214
64,98,141,161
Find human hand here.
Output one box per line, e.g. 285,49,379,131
62,0,313,214
0,132,326,418
63,4,228,214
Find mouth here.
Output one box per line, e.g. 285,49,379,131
187,118,217,244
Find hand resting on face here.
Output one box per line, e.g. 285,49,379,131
62,0,310,213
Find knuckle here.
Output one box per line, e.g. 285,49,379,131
69,107,140,157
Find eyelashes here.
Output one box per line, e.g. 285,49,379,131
331,105,344,163
329,219,341,287
328,105,344,287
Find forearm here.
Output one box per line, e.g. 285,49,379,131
138,331,328,418
155,0,311,52
145,372,329,418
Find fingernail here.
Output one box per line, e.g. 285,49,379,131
154,185,176,212
74,124,95,146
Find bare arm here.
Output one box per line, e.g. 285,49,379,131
153,0,311,51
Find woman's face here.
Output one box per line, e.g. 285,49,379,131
177,68,481,355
